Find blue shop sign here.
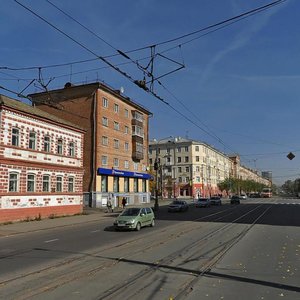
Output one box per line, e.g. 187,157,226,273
98,168,151,179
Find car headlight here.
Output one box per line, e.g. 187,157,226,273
126,220,135,225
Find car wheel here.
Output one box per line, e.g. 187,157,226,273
136,222,141,231
150,219,155,227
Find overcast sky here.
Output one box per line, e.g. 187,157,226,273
0,0,299,184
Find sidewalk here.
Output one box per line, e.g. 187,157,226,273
0,199,173,237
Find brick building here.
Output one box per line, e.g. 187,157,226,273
0,95,84,223
29,82,152,208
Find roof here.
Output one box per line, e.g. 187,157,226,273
0,94,84,131
28,81,152,116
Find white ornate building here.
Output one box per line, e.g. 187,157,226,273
0,95,84,223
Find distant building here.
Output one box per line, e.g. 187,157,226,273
262,171,272,182
29,82,152,208
149,137,232,198
149,137,271,199
0,95,84,223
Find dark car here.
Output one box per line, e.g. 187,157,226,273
168,200,189,212
231,195,241,204
195,198,211,208
210,196,222,205
249,193,260,198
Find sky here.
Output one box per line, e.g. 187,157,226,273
0,0,299,185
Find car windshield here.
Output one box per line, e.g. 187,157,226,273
120,208,141,216
171,201,181,205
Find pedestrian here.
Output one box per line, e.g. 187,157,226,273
106,198,112,213
122,197,127,209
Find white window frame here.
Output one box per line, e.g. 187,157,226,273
102,97,108,108
12,128,19,146
27,173,35,192
9,172,19,192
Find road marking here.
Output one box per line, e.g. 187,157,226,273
44,238,59,243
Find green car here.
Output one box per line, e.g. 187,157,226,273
113,207,155,231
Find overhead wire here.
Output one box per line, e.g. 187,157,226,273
11,0,291,164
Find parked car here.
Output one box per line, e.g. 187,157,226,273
231,195,241,204
240,194,247,199
168,200,189,212
210,196,222,206
113,207,155,231
195,198,211,208
249,192,260,198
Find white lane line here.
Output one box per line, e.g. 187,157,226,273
90,230,101,233
44,238,59,243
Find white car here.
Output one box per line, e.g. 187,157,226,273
240,194,247,199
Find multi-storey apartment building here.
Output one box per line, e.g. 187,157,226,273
0,95,84,223
29,82,152,208
149,137,271,199
149,137,232,198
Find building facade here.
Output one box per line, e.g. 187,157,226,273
29,82,152,208
149,137,232,198
149,137,270,199
0,95,84,223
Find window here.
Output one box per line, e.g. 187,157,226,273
57,139,63,155
27,174,35,192
177,157,181,163
114,139,119,149
68,177,74,192
125,109,129,118
102,117,108,127
113,158,119,167
9,172,18,192
12,128,19,146
124,177,129,192
136,142,143,153
185,166,189,172
101,175,108,192
196,176,200,182
124,142,129,151
167,157,171,163
185,146,189,152
186,177,190,183
178,177,182,183
132,125,144,137
195,146,199,151
56,176,63,192
142,179,147,192
185,156,189,162
44,136,50,152
124,160,129,169
167,148,170,153
134,178,138,192
102,97,108,108
196,156,200,162
114,121,120,131
114,103,119,113
177,147,181,153
133,162,138,171
178,167,182,173
113,177,119,192
43,175,50,192
69,142,75,157
101,155,108,166
102,136,108,146
125,126,129,134
29,131,36,150
196,166,200,172
149,158,153,165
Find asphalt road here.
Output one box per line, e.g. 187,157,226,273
0,197,299,300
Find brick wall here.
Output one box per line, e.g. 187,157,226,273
0,205,82,223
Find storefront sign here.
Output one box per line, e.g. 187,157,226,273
97,168,151,179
